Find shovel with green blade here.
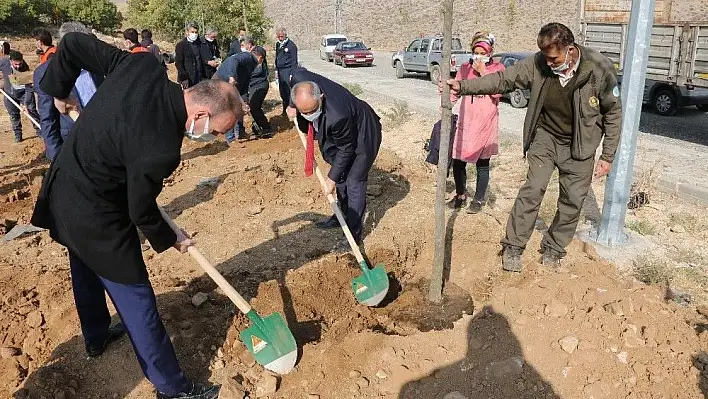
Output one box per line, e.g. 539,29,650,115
293,122,389,307
158,207,298,374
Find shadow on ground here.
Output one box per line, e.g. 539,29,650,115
399,306,560,399
16,164,410,398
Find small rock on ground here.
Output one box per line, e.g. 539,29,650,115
348,370,361,378
219,376,246,399
559,336,579,354
0,347,20,359
255,373,278,396
191,292,209,308
443,392,469,399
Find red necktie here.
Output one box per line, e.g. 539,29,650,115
304,122,315,177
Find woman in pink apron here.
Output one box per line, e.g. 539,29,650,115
449,32,505,213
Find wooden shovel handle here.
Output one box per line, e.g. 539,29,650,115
292,120,366,264
0,88,40,129
158,207,253,314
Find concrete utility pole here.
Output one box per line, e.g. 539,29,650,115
428,0,454,304
596,0,656,245
334,0,344,34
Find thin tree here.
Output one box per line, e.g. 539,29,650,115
242,0,249,33
428,0,455,304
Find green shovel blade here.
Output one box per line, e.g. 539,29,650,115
351,262,389,307
240,310,298,374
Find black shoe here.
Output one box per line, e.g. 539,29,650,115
447,195,466,209
13,137,22,144
86,322,127,358
156,382,221,399
466,200,484,214
541,246,563,268
254,129,274,139
502,246,523,272
315,215,341,229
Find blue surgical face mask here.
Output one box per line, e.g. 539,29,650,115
301,104,322,122
184,115,217,142
551,47,571,75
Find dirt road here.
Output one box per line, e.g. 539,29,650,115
298,50,708,204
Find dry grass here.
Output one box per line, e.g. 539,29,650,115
381,100,413,128
341,82,364,97
626,219,656,236
633,256,674,285
669,212,704,234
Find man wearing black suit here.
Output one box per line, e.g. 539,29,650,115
275,28,298,115
288,68,382,248
32,32,242,399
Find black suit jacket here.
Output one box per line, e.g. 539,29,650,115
290,68,381,182
32,32,187,284
175,37,212,86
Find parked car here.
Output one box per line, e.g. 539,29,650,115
391,35,474,84
319,34,348,62
622,77,708,116
333,41,374,67
492,52,534,108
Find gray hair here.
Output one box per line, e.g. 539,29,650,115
186,22,199,31
290,81,322,105
276,27,287,35
187,79,241,118
205,27,217,36
58,21,91,41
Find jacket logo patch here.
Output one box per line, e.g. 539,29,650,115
612,86,620,97
589,96,599,108
284,48,289,52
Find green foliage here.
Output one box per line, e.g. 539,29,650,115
127,0,271,45
0,0,121,33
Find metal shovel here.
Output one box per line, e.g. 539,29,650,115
159,208,298,374
294,122,389,307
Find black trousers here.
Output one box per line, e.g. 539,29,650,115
277,67,292,112
335,152,377,242
452,158,490,201
248,84,271,131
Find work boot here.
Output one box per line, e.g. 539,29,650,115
315,215,341,229
541,246,563,268
85,322,127,358
466,200,484,214
502,245,523,272
156,382,221,399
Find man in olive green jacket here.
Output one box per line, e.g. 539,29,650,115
445,23,622,271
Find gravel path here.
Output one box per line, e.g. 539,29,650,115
298,50,708,204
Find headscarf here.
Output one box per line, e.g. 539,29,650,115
471,31,495,56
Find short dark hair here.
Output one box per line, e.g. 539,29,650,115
141,29,152,40
243,36,255,47
188,79,241,117
123,28,139,45
537,22,575,50
33,29,52,46
186,22,199,31
9,50,23,61
1,41,9,55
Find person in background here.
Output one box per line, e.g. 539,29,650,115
248,45,272,138
203,27,221,78
448,31,505,213
0,49,40,143
227,29,247,57
214,38,257,143
442,22,622,271
175,23,213,89
275,27,298,115
123,28,148,53
140,29,165,67
33,23,103,159
34,29,56,63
